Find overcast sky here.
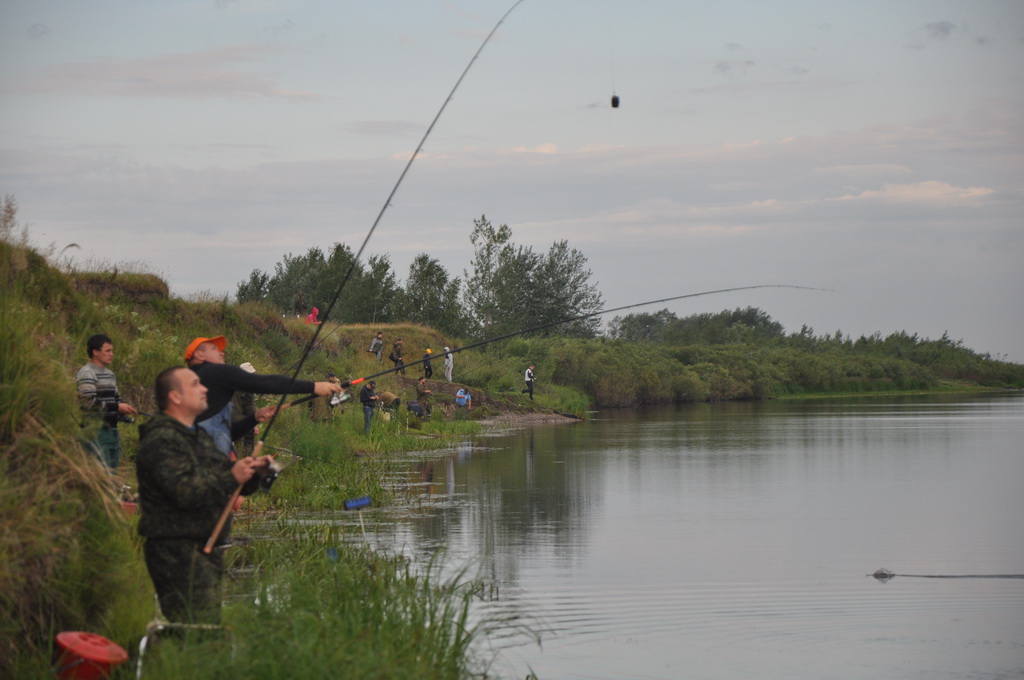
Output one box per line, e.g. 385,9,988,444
2,0,1022,361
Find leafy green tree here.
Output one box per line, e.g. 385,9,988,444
346,254,403,324
234,243,401,323
236,269,271,303
663,307,784,345
532,240,603,337
607,309,678,343
402,254,470,336
463,216,604,340
463,215,513,337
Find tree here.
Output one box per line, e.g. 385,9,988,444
462,215,604,340
607,309,679,343
533,240,603,337
463,215,513,337
402,254,470,336
663,307,785,345
236,269,270,303
233,243,401,323
347,254,403,324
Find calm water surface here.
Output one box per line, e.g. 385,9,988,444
346,393,1024,679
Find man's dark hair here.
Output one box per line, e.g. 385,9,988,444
86,333,113,359
155,366,186,412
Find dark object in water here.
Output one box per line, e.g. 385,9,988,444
871,567,1024,582
872,568,896,582
611,94,620,108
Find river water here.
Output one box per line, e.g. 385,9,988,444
351,393,1024,679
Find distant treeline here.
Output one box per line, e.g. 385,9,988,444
513,307,1024,407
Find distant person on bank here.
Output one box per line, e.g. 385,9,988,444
416,376,433,419
368,331,384,363
389,338,405,375
423,348,433,379
360,380,380,434
523,364,536,400
443,346,453,382
76,333,137,471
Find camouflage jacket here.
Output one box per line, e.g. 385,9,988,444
136,413,257,542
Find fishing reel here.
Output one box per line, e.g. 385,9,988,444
329,391,351,408
258,459,283,491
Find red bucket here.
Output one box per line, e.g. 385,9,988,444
54,631,128,680
120,501,137,515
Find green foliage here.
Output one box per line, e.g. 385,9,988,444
1,232,152,676
463,215,603,340
140,530,488,679
237,244,404,324
401,253,472,337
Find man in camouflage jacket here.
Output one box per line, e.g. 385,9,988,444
136,366,272,624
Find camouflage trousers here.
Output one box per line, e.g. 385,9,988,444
144,538,225,624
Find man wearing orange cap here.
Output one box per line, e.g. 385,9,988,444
184,336,342,455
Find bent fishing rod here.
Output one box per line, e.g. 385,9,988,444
295,284,829,394
204,0,528,553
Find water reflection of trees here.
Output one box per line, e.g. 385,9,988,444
398,397,1003,583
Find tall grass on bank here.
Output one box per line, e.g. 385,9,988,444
138,527,488,680
1,240,153,677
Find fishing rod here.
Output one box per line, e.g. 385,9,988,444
204,0,528,553
318,284,828,392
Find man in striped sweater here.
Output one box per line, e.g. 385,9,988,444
76,333,138,471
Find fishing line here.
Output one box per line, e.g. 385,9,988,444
607,10,619,108
205,1,528,552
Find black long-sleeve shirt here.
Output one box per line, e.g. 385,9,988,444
192,362,316,434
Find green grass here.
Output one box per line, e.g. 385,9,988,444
134,529,489,680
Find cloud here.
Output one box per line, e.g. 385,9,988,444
268,19,295,35
814,164,912,177
18,45,318,100
713,59,755,77
925,21,957,39
504,143,558,155
347,120,423,137
690,78,839,94
906,20,963,49
27,23,50,41
830,181,994,203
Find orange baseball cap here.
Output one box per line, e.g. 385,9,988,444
184,335,226,361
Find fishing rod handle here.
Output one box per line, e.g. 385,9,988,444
203,441,265,554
